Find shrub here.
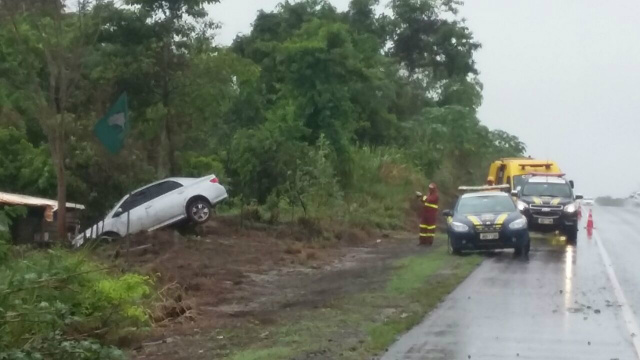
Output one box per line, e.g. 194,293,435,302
0,249,152,359
0,206,26,261
342,147,427,229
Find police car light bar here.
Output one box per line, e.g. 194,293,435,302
458,185,510,192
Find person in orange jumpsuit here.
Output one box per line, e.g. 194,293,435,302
418,183,439,246
487,176,495,186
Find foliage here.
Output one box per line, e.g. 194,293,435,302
342,147,426,229
0,127,56,197
0,206,27,262
0,250,152,359
0,0,526,232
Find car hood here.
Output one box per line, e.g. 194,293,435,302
451,211,523,228
519,196,573,206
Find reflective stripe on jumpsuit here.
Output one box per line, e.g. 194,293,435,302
420,183,439,246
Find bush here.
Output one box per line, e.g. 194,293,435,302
0,250,152,359
0,206,26,261
341,147,427,229
180,152,226,180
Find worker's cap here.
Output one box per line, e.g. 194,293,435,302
428,183,436,189
487,176,495,182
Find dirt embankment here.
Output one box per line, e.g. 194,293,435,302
93,216,427,359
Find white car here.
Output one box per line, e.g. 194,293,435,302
582,198,595,206
73,175,227,246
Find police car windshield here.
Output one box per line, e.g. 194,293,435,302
456,196,516,214
522,183,572,198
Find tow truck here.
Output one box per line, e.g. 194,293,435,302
488,158,562,192
512,173,583,243
443,185,531,256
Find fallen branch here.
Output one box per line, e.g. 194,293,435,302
127,244,152,253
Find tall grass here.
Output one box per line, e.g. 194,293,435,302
340,147,427,229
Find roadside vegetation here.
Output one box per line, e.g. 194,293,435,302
0,0,525,227
0,0,525,357
0,211,152,359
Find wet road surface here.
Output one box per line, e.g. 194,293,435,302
383,205,640,360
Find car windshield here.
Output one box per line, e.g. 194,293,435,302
522,183,572,198
513,175,527,190
456,195,516,214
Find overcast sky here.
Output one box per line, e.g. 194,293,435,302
209,0,640,198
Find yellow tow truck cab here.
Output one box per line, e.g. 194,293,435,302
488,158,562,191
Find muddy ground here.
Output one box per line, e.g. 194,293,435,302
94,217,430,359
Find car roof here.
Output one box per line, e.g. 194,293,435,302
130,176,208,194
525,176,567,184
460,191,510,198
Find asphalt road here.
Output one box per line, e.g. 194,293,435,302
383,205,640,360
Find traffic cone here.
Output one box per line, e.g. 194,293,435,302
577,206,582,220
586,210,594,231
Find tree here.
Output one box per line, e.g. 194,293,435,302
389,0,480,79
100,0,220,177
0,0,106,240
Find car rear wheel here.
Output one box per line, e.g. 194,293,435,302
187,198,212,224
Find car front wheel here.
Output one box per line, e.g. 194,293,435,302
566,226,578,244
448,236,461,256
187,199,212,224
515,234,531,257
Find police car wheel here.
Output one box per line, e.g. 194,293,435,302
566,227,578,244
514,246,522,256
448,236,461,255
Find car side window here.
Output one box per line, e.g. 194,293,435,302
119,189,151,213
117,181,183,215
147,181,182,200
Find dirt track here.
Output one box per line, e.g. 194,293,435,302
94,217,428,359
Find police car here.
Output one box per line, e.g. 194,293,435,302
443,187,530,256
512,174,582,243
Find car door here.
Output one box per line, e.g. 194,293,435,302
142,181,185,229
115,187,155,235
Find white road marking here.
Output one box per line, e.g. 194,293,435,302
594,229,640,359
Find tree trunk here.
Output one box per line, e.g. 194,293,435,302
160,37,176,176
165,113,177,176
56,155,67,241
157,122,169,178
54,131,67,241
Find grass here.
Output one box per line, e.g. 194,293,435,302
387,250,448,294
220,237,483,360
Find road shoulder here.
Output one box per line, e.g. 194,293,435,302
128,230,482,360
